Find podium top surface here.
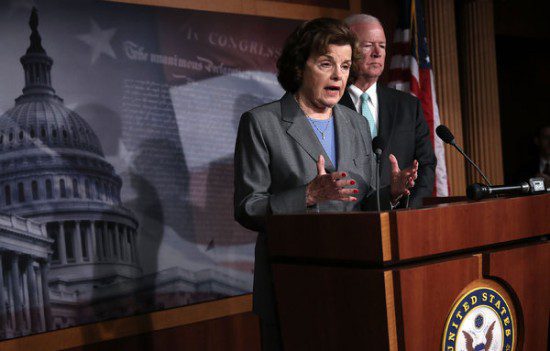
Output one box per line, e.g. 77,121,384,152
267,193,550,265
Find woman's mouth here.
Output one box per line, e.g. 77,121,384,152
324,86,340,95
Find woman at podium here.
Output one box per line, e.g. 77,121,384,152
233,17,417,350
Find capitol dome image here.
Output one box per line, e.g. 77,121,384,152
0,8,140,336
0,7,251,340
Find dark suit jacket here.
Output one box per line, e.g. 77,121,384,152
339,85,436,208
234,92,390,321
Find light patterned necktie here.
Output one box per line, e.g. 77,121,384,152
360,92,377,138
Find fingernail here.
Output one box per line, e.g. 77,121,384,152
353,189,359,194
341,172,346,177
350,180,356,185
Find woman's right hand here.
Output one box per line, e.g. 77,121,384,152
305,155,358,206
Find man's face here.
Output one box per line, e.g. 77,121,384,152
351,21,386,81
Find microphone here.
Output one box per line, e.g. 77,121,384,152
436,125,493,186
435,124,455,145
372,136,385,162
466,177,547,200
372,136,385,211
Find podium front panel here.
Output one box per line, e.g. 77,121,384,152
399,256,479,350
272,264,390,350
487,242,549,351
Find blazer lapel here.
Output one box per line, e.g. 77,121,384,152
281,93,335,171
339,90,357,112
376,85,398,185
333,104,353,172
377,85,397,154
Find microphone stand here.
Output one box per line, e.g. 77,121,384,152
450,141,493,186
372,136,385,211
437,125,493,187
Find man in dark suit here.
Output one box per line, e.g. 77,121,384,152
340,14,436,208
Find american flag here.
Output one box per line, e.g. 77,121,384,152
388,0,449,196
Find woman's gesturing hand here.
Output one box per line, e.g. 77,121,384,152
389,154,419,203
306,155,358,206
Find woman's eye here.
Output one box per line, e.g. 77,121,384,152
319,62,332,69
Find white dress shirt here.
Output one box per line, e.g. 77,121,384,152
348,83,379,132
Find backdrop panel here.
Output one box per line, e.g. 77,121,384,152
0,0,297,339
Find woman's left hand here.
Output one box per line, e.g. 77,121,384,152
305,155,358,206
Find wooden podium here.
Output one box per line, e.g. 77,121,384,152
267,194,549,350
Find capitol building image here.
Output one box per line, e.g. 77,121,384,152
0,9,247,339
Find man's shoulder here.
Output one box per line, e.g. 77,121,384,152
379,85,419,105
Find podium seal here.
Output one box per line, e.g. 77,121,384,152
441,279,518,351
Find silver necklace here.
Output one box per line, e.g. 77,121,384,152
308,116,332,140
294,94,332,140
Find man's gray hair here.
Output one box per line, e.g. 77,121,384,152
344,14,382,27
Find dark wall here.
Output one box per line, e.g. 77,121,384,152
494,1,550,183
496,36,550,183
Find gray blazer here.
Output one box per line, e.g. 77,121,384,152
234,92,388,320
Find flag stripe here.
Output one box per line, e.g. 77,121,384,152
388,0,449,196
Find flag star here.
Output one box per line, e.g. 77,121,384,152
77,20,117,64
426,56,430,63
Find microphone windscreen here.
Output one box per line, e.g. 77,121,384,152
466,183,485,200
436,125,455,144
372,136,386,154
